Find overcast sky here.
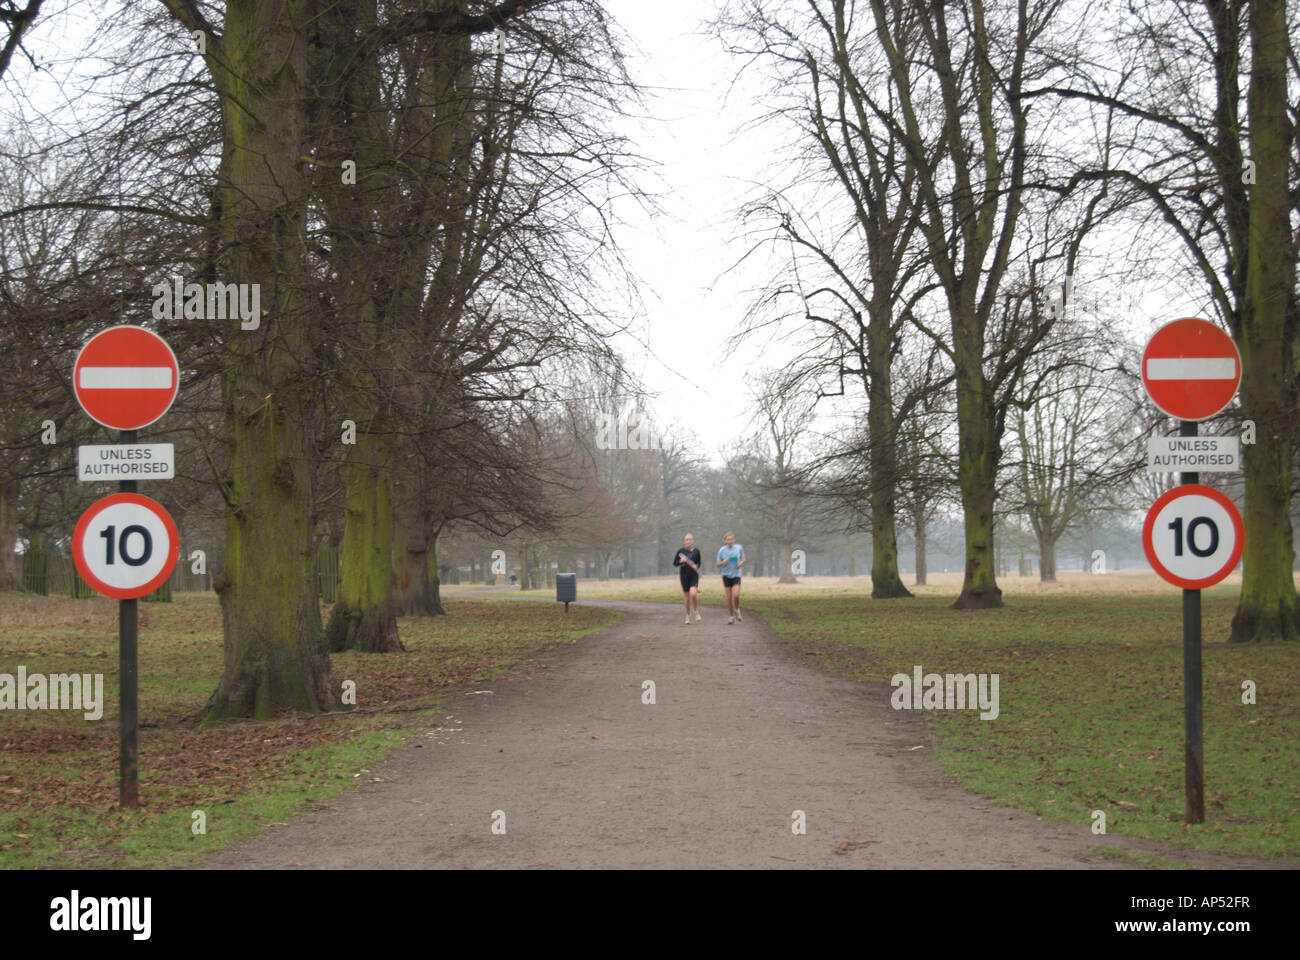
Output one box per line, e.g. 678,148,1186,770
9,0,1218,468
602,0,779,464
605,0,1213,467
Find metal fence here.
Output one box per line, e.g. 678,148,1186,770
20,551,96,598
18,546,342,602
20,550,203,601
22,551,167,600
317,547,341,603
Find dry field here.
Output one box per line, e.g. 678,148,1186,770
447,568,1286,602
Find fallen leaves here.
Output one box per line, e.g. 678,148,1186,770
833,838,878,855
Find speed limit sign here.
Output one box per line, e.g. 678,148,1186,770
1142,484,1244,590
72,493,179,599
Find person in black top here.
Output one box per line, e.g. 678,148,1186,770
673,533,703,624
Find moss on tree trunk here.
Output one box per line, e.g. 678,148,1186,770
203,408,338,722
1230,339,1298,646
953,364,1003,609
326,432,403,652
871,498,912,598
913,512,927,586
0,482,20,591
867,291,911,599
196,0,338,721
1230,0,1298,642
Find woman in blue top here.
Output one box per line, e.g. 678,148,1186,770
715,532,746,624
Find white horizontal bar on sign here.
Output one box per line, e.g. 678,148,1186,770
79,366,173,389
1145,357,1236,380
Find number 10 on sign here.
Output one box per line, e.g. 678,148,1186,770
73,493,179,600
1142,485,1243,590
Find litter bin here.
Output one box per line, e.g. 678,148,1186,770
556,573,576,612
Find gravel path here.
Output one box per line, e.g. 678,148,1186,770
197,600,1272,869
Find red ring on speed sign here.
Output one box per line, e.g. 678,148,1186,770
1142,484,1243,590
72,493,179,599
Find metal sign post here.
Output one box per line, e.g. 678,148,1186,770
1178,419,1203,825
119,428,139,809
1140,317,1243,826
72,325,180,810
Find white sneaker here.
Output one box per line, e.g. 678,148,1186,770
735,610,742,622
694,610,702,621
685,615,692,624
728,616,734,624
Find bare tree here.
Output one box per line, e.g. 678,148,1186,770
149,0,621,720
720,0,943,597
746,370,821,584
1029,0,1300,640
1011,362,1116,581
861,0,1124,608
0,0,43,82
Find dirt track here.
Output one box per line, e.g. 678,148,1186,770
197,600,1274,869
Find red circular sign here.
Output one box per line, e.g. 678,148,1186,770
1141,318,1241,421
73,326,179,430
1142,484,1243,589
72,493,179,600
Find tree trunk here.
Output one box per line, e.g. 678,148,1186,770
325,435,402,653
952,361,1003,609
777,541,797,582
197,1,337,722
777,505,798,583
0,482,20,591
391,506,434,615
913,511,927,586
867,292,912,598
1038,532,1058,582
429,535,443,612
1230,0,1298,642
319,0,402,654
870,500,911,598
206,388,336,719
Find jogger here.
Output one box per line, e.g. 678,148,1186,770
716,532,745,623
673,533,702,624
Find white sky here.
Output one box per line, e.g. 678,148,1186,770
606,0,1212,467
605,0,782,464
8,0,1217,470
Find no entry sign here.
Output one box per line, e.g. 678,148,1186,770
1141,318,1241,422
73,326,179,431
72,493,179,599
1142,484,1244,590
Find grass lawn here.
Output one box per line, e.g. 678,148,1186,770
0,592,619,869
754,592,1298,860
